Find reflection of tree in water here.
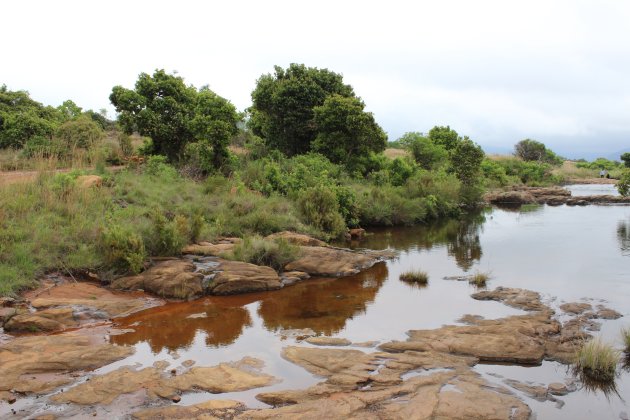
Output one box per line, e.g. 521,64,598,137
618,220,630,256
357,211,486,271
111,299,252,353
257,262,388,336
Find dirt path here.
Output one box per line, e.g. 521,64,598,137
0,166,125,187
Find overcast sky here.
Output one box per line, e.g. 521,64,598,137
2,0,629,159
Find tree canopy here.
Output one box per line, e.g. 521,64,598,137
312,94,387,166
514,139,562,165
110,70,239,167
249,63,385,162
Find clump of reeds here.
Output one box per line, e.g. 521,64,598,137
399,270,429,285
469,271,490,287
573,338,620,382
621,327,630,353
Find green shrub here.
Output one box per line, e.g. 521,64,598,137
400,270,428,285
297,185,346,238
617,170,630,196
145,155,179,178
469,271,490,287
574,338,620,382
102,224,146,274
229,236,300,271
56,116,104,149
147,208,188,256
388,157,415,186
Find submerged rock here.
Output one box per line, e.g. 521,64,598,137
131,399,247,419
472,287,548,312
305,336,351,346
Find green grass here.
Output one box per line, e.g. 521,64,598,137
573,338,620,382
399,270,429,285
469,271,490,287
229,236,300,272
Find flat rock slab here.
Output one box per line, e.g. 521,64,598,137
305,337,351,346
284,246,387,277
182,242,235,257
0,330,133,400
51,357,276,406
131,399,247,419
265,231,328,247
472,287,548,312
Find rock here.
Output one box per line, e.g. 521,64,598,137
182,360,195,368
348,228,366,240
484,191,536,205
280,271,310,286
352,341,380,348
504,379,552,402
595,306,622,319
131,399,246,419
472,287,548,312
51,357,276,405
182,242,235,257
76,175,102,188
111,259,204,299
284,246,383,277
4,308,74,332
548,382,569,396
207,259,282,295
249,346,529,420
0,330,133,396
305,337,351,346
560,302,592,314
264,231,327,247
279,328,317,339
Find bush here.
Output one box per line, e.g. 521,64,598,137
573,338,620,382
56,116,104,149
144,155,179,179
147,208,188,256
469,271,490,287
297,185,346,238
621,327,630,353
617,170,630,196
102,224,146,274
399,270,428,285
230,236,300,271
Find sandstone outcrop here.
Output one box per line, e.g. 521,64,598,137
50,357,276,406
132,399,247,419
206,260,282,295
265,231,327,247
284,246,392,277
485,185,630,206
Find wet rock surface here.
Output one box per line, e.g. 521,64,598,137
264,231,328,247
51,357,276,406
0,329,133,400
131,399,248,419
484,185,630,206
206,260,282,295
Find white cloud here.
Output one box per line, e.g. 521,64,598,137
2,0,629,158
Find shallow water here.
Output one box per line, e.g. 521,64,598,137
6,202,630,418
565,183,620,197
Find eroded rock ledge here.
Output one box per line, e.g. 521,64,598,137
484,185,630,206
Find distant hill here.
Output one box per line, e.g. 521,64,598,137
607,148,630,161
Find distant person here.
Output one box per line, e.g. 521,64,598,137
600,169,606,178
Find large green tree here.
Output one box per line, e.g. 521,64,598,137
428,126,460,151
398,132,448,170
249,64,360,156
110,70,238,166
514,138,562,164
312,94,387,166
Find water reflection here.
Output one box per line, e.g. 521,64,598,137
358,212,486,271
573,369,622,401
259,263,388,335
618,220,630,256
111,299,253,352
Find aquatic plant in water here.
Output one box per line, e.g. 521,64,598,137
573,338,620,383
399,270,429,285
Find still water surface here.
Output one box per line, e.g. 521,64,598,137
108,201,630,418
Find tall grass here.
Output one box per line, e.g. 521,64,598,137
469,271,490,287
622,327,630,353
229,236,300,271
573,338,620,382
399,270,429,285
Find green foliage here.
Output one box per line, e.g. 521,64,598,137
492,157,558,185
388,158,415,186
56,116,104,149
617,170,630,196
402,132,448,170
147,208,188,256
297,185,347,238
428,126,460,151
481,158,510,187
576,157,622,171
514,139,562,165
110,69,238,166
451,138,484,184
249,63,359,157
573,338,620,382
118,132,133,157
144,155,179,178
621,327,630,352
621,153,630,168
312,94,387,168
56,99,83,121
102,224,146,274
230,236,300,271
469,271,490,287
